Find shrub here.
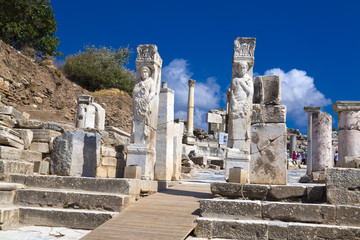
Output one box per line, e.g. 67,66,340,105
63,45,135,94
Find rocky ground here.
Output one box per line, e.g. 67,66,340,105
0,40,133,133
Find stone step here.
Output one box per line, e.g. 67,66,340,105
0,160,34,181
19,206,116,230
0,182,25,205
15,188,130,212
211,182,326,202
0,206,19,230
0,146,42,162
195,218,360,240
200,199,360,228
9,174,140,196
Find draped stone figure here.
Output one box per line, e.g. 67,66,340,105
225,37,256,180
127,45,162,180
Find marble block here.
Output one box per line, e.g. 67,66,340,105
250,123,287,185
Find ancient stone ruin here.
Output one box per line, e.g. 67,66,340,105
0,37,359,239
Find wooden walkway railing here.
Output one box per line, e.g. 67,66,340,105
82,183,212,240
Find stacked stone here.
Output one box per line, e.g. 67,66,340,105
0,104,42,180
250,75,287,185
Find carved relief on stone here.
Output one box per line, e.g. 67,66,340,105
136,45,162,67
132,66,155,140
188,79,196,88
229,61,254,119
233,38,256,62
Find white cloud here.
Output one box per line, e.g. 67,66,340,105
264,68,332,126
162,59,222,129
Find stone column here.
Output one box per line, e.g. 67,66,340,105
304,106,321,175
289,135,297,159
312,111,332,171
126,45,162,180
155,82,174,181
172,119,185,181
183,79,196,145
225,37,256,180
333,101,360,167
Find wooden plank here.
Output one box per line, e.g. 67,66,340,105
82,183,212,240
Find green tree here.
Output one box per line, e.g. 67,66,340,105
0,0,61,58
63,45,135,94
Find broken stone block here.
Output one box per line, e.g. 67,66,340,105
253,75,281,105
0,115,15,128
124,166,141,179
0,106,25,120
101,146,116,158
12,129,33,149
251,104,286,124
0,146,41,162
344,156,360,168
269,185,306,200
229,168,247,183
43,122,64,132
326,168,360,204
200,199,262,220
31,129,61,143
262,202,336,224
0,126,24,149
30,142,49,153
262,75,281,105
250,123,287,185
51,130,101,177
16,119,43,129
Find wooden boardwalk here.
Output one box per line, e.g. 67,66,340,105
82,183,212,240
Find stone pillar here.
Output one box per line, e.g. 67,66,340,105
333,101,360,167
304,106,321,175
172,119,185,181
289,135,297,159
155,82,174,181
225,37,256,180
183,79,196,145
312,111,332,171
250,75,287,185
126,45,162,180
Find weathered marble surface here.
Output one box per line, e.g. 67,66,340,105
253,75,281,105
312,111,332,171
76,95,105,130
326,168,360,204
155,85,174,181
51,130,101,177
127,45,162,180
172,119,184,181
333,101,360,167
250,123,287,185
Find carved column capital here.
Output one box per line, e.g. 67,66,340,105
188,79,196,88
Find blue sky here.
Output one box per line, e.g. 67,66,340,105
51,1,360,133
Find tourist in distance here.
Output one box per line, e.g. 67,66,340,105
334,150,339,166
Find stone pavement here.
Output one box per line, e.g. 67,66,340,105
0,226,90,240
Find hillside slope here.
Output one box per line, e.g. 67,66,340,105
0,40,133,133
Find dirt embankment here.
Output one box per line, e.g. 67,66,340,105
0,40,133,133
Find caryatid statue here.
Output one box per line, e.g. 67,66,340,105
228,38,256,153
127,45,162,180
